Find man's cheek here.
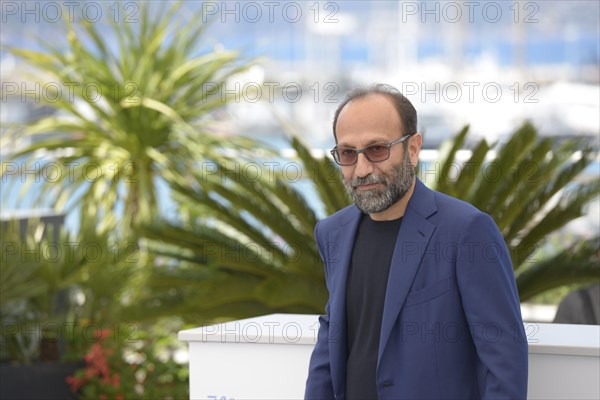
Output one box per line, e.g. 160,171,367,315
341,170,354,184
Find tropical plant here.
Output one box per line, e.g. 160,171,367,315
133,123,598,324
2,1,253,236
0,220,55,363
131,136,351,322
66,325,189,400
431,123,599,301
0,220,135,363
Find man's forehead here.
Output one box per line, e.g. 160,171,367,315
337,94,400,128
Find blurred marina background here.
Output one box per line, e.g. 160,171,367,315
2,0,599,234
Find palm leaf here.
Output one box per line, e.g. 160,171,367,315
5,1,254,236
516,237,600,301
434,123,598,299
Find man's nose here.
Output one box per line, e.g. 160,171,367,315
354,152,374,178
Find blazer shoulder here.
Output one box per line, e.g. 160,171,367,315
427,191,504,256
431,189,485,221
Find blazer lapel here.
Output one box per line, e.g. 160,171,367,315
378,180,437,364
327,206,362,397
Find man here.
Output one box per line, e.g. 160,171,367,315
305,84,528,400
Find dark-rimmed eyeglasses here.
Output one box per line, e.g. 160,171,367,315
330,134,413,166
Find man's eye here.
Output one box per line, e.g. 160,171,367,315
369,145,386,153
341,149,356,156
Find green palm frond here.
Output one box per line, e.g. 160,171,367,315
0,222,49,308
3,1,254,235
433,123,599,300
434,125,470,195
0,218,141,362
290,136,351,215
516,237,600,300
131,135,341,323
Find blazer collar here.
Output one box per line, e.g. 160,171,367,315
407,178,438,220
378,179,438,365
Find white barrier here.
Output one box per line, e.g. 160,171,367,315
179,313,600,400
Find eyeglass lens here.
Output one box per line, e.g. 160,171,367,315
336,144,390,164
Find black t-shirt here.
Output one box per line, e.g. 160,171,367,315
345,214,402,400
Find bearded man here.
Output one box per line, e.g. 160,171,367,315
305,84,528,400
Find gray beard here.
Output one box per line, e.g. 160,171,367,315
343,153,415,214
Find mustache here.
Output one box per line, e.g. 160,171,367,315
348,174,386,188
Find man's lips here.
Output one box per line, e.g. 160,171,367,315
355,183,381,190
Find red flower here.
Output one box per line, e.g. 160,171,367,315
66,326,131,397
112,373,121,388
85,367,97,379
98,329,111,340
65,376,85,392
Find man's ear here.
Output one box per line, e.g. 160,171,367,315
409,133,422,167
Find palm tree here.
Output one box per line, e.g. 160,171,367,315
431,123,599,300
3,1,253,236
132,136,350,322
134,123,598,324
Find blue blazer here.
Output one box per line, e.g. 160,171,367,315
305,179,528,400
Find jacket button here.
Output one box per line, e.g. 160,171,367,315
382,380,394,387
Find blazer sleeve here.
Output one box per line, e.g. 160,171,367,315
305,221,335,400
456,212,529,400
